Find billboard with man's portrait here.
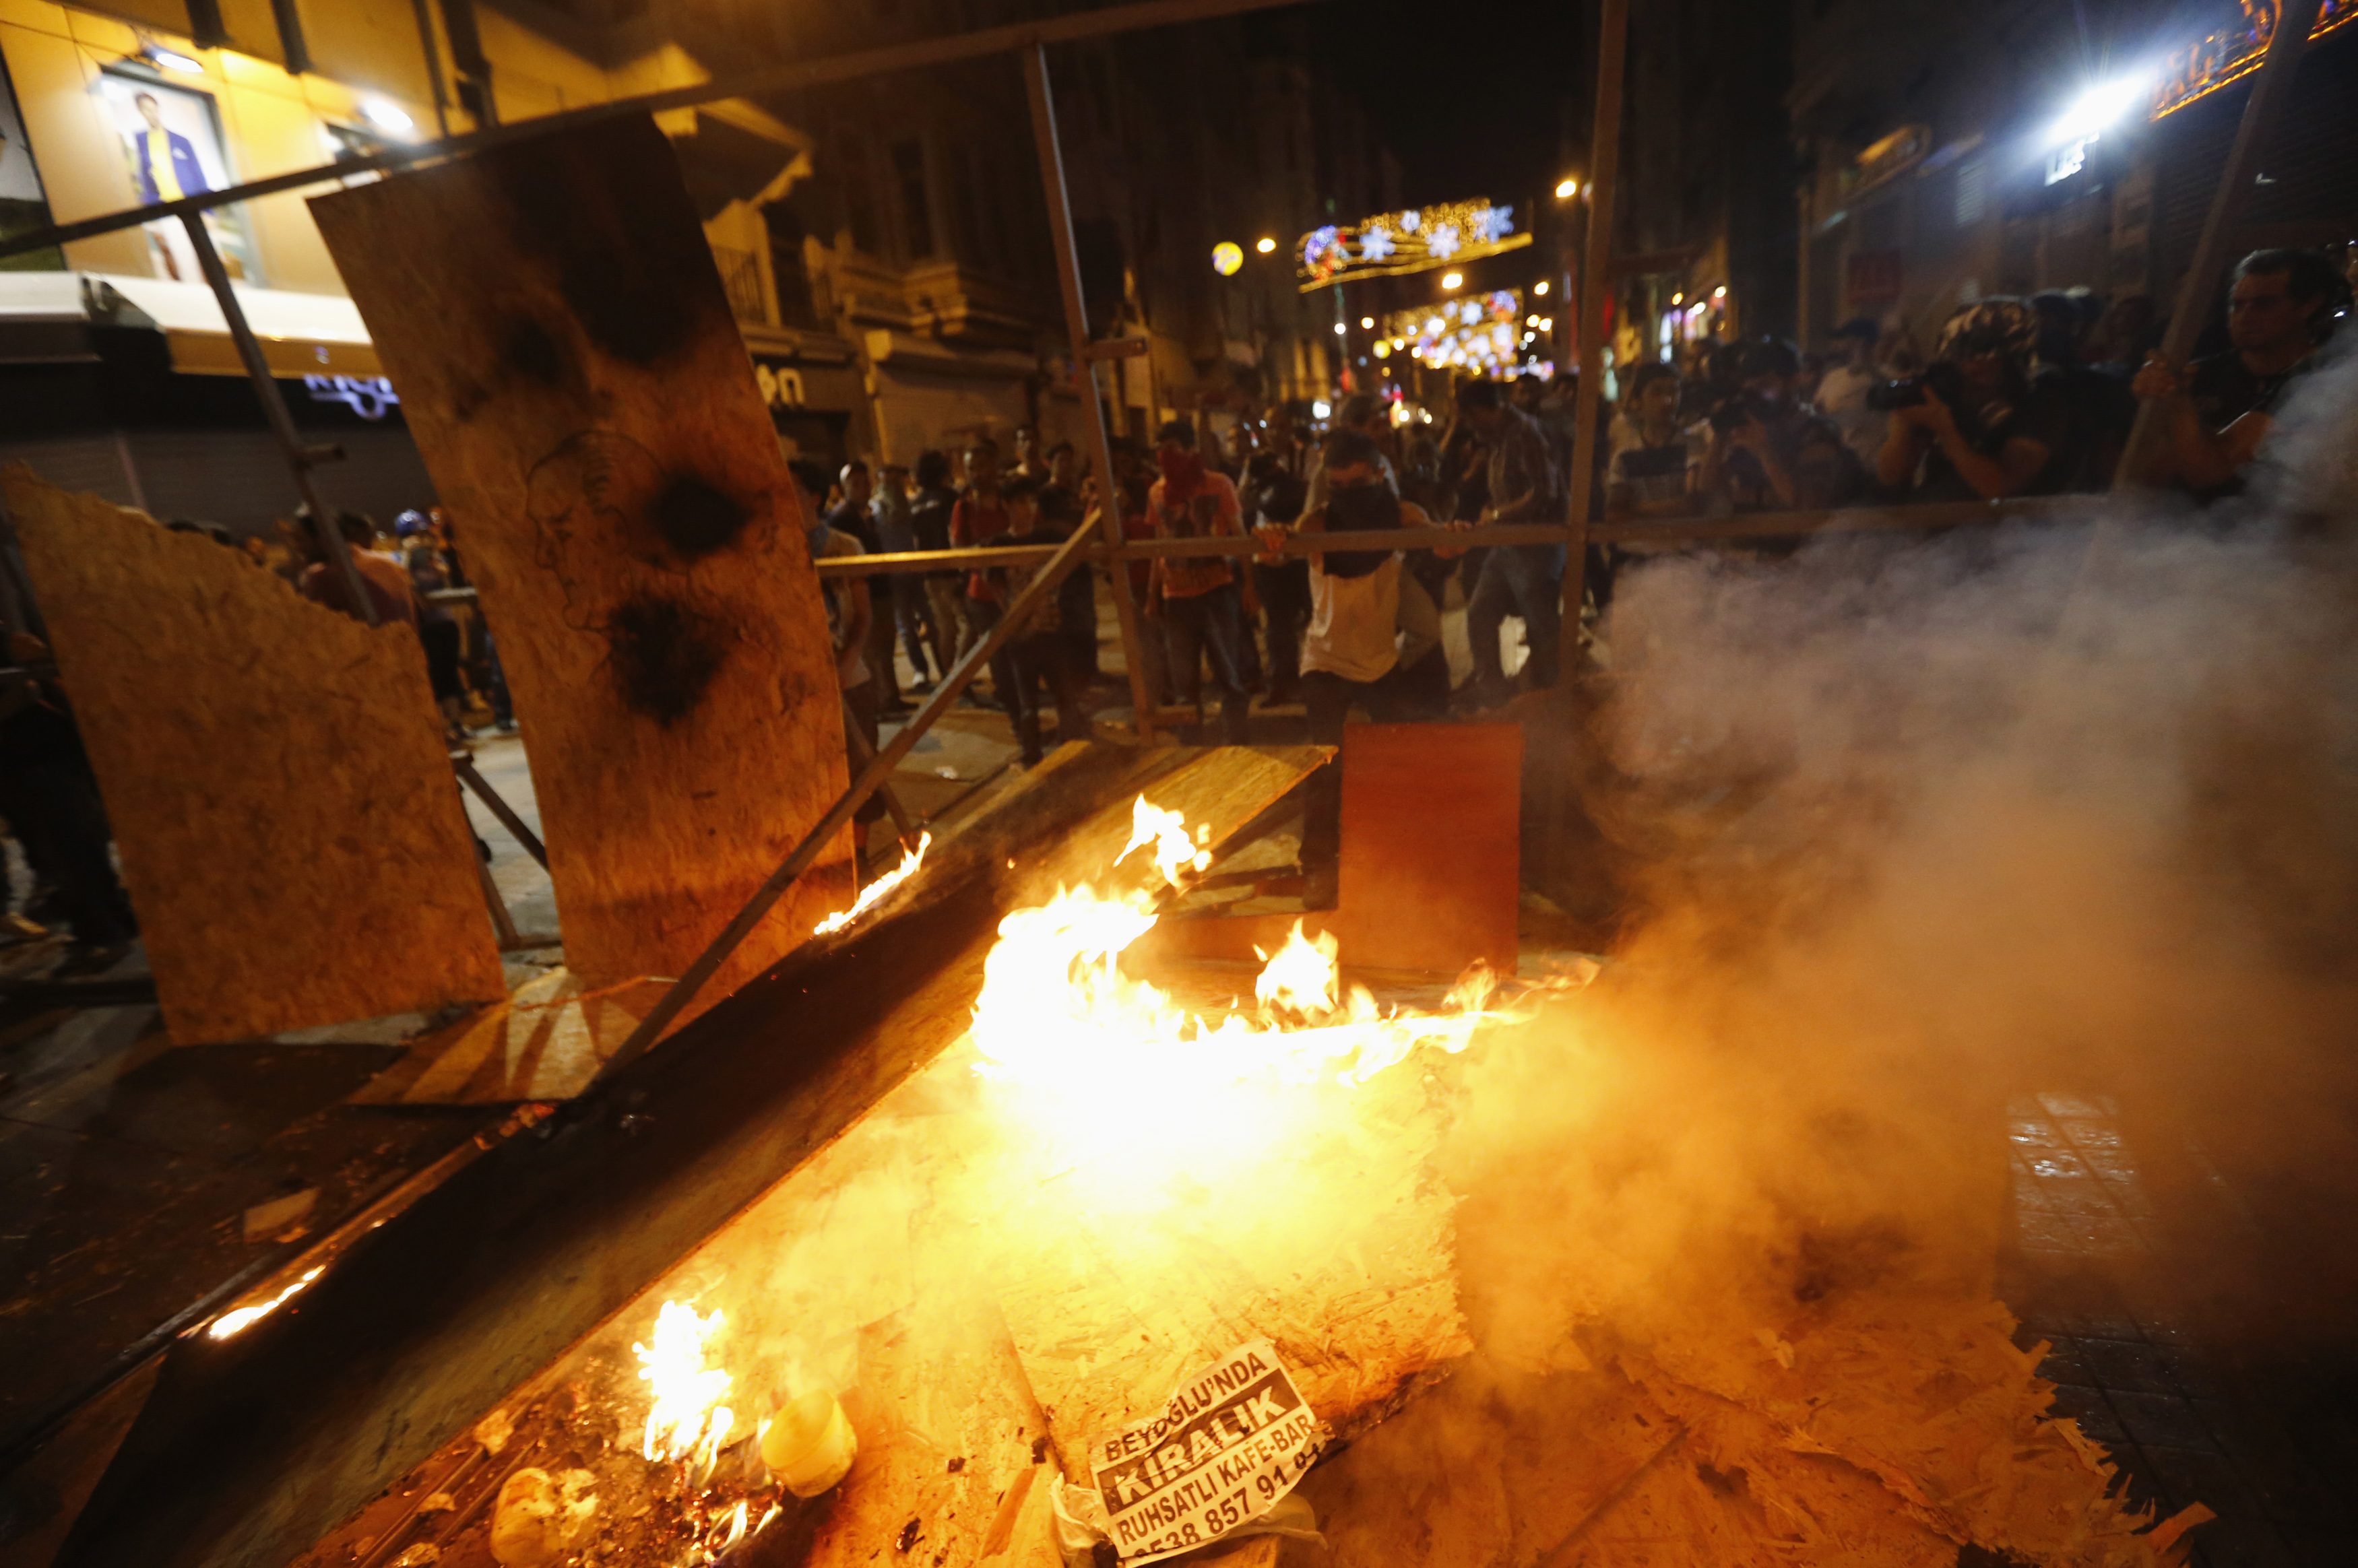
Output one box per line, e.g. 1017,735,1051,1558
94,69,261,286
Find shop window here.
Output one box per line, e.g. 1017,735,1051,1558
763,200,821,327
838,133,885,257
1954,156,1987,228
891,138,935,260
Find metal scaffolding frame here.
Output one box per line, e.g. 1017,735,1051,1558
0,0,2305,1073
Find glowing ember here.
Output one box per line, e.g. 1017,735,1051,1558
207,1266,323,1339
633,1301,734,1467
1118,795,1212,887
815,830,932,936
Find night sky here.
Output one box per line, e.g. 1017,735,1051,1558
1253,0,1588,211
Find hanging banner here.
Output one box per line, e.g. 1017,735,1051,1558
1296,197,1531,292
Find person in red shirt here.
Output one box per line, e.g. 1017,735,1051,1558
1145,420,1251,743
948,436,1019,711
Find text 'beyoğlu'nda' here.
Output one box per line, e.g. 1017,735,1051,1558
1091,1340,1327,1565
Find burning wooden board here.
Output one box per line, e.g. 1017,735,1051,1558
311,113,850,1005
266,748,1492,1568
0,470,505,1043
56,748,1338,1568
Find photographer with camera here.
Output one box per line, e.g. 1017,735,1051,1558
1875,298,2074,503
1696,336,1863,513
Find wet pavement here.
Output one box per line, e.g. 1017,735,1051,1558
1999,1092,2358,1565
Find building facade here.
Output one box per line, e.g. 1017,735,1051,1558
0,0,808,527
1789,0,2358,354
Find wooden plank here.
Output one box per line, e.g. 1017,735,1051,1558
0,471,505,1043
1337,724,1521,977
309,114,851,1001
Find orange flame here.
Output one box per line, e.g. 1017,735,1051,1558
633,1301,734,1468
815,830,932,936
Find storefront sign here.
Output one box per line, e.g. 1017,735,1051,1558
1847,125,1930,197
754,360,806,410
2156,0,2356,119
304,373,399,420
1844,250,1904,308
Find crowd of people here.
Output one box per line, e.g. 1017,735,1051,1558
0,247,2341,949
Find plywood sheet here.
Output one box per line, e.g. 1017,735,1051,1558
309,114,850,999
2,470,505,1043
1338,723,1521,975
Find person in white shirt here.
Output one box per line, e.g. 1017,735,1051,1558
1811,317,1889,470
1256,428,1444,906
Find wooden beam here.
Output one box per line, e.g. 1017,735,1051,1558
808,497,2093,575
1023,42,1158,742
1562,0,1630,631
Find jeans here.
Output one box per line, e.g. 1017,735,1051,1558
1060,567,1101,681
958,596,1020,709
897,576,945,682
923,578,965,675
1298,667,1421,876
1007,634,1089,761
1466,542,1565,692
1250,559,1311,699
0,758,137,945
864,578,903,704
1159,587,1250,743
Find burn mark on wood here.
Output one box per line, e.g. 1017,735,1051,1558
503,315,571,388
896,1517,922,1552
490,117,729,368
653,475,752,562
607,593,730,726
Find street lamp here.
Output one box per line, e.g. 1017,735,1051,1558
1553,176,1579,200
1332,321,1346,335
1254,236,1277,254
1533,280,1548,296
1441,271,1463,290
1358,315,1374,329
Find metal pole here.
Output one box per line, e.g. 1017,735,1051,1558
409,0,453,140
592,506,1110,1081
179,213,378,628
838,692,922,853
1021,42,1158,742
2111,0,2323,489
452,753,548,870
1562,0,1628,643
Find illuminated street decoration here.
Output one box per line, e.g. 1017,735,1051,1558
2155,0,2356,118
1296,198,1531,292
1382,289,1527,377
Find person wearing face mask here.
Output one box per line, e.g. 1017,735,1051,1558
1258,427,1447,906
1878,299,2075,503
1145,419,1253,744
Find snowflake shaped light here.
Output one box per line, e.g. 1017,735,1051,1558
1358,227,1396,263
1427,224,1461,259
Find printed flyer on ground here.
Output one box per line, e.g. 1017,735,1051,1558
1090,1340,1328,1565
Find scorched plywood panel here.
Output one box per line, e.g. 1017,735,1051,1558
309,113,850,998
2,469,505,1042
